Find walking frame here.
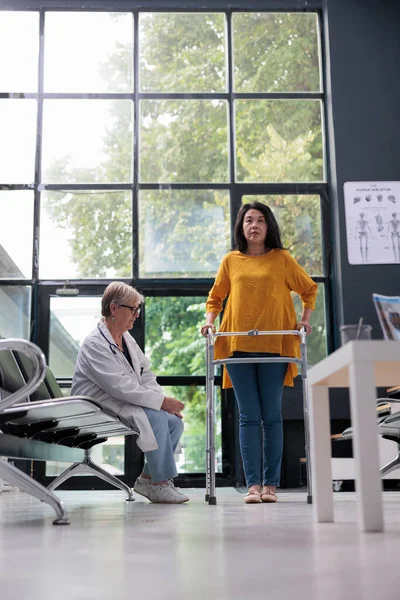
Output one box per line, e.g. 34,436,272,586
205,327,312,505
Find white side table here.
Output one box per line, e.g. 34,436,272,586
308,340,400,532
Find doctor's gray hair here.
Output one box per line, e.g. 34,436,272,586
101,282,144,317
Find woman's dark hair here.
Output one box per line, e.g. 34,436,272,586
233,202,284,252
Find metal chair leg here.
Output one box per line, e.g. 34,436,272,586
380,452,400,477
0,460,69,525
46,461,82,490
47,450,135,501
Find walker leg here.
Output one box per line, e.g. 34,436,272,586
300,334,312,504
206,335,217,505
205,411,210,502
205,338,211,502
208,378,217,505
205,403,210,502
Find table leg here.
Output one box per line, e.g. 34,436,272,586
349,361,384,532
309,383,333,522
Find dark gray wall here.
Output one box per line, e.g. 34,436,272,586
323,0,400,346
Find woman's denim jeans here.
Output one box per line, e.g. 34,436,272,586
226,352,287,488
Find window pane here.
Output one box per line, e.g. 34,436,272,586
92,437,125,475
233,12,321,93
162,385,222,474
236,100,323,183
140,100,228,183
49,296,101,378
41,100,133,184
140,13,226,92
139,190,230,278
0,100,37,183
0,286,31,339
145,296,208,376
39,191,132,279
0,11,39,91
292,282,327,365
0,191,33,279
44,12,133,93
242,195,323,275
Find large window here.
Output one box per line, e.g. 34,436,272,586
0,6,329,486
40,190,133,279
139,190,230,278
0,191,34,279
0,286,31,339
0,100,37,183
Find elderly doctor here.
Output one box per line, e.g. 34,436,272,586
71,281,189,504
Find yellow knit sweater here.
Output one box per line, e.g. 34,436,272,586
206,249,318,388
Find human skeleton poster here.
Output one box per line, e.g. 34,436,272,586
344,181,400,265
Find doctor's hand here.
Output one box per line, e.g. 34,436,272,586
161,396,185,419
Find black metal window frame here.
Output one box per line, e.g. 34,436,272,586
0,3,331,487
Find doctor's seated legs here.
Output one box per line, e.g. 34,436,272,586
134,408,189,503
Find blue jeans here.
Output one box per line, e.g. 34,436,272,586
142,408,184,482
226,353,287,488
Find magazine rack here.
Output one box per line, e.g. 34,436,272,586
205,328,311,505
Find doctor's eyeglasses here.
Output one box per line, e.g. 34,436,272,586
120,304,141,316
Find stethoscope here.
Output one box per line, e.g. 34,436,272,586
97,323,119,355
97,322,142,375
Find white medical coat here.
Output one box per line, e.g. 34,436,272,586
71,320,164,452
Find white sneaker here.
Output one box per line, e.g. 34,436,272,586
134,477,189,503
133,477,153,501
150,483,189,504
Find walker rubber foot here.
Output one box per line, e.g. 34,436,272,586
208,496,217,505
307,495,312,504
205,494,209,502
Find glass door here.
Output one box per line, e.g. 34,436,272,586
34,288,142,489
46,295,126,478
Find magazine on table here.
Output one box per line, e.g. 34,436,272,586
373,293,400,340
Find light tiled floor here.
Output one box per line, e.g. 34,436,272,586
1,487,400,600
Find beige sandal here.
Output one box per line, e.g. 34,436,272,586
244,489,262,504
261,487,278,503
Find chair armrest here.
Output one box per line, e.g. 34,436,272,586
0,339,47,411
376,397,400,403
